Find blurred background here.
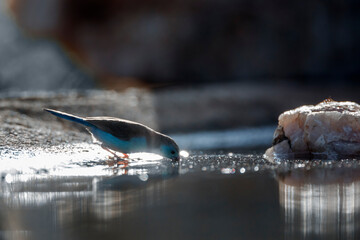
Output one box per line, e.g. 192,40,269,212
0,0,359,133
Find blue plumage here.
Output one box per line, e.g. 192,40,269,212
44,108,180,161
91,127,147,153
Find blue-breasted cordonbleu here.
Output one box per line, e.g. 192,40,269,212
44,109,180,161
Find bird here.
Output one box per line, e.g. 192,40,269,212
44,109,180,161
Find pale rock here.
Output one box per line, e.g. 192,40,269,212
265,100,360,161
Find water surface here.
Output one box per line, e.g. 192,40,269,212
1,144,360,240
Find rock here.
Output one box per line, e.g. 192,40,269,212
265,100,360,161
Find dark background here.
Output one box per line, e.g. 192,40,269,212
1,0,359,89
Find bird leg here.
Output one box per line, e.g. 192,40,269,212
102,145,120,158
101,145,129,167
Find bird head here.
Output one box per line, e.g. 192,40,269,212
159,136,180,161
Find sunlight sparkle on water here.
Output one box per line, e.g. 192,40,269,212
180,150,189,158
221,168,235,174
139,173,149,181
129,152,163,161
0,144,169,182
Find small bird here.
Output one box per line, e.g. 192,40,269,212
44,109,180,161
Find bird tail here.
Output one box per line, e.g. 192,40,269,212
44,108,93,127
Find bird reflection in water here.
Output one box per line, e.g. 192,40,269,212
277,167,360,239
84,155,180,221
0,150,179,238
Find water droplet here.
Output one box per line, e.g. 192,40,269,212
240,168,246,174
5,174,13,183
254,166,259,171
139,174,149,181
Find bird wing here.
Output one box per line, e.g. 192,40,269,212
85,117,152,141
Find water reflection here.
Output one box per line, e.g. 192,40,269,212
91,180,169,221
277,168,360,239
0,161,178,240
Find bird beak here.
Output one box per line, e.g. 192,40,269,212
173,156,180,161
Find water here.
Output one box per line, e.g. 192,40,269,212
1,143,360,239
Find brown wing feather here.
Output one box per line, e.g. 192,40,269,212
85,117,153,141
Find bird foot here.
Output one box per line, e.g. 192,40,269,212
116,159,129,168
106,157,129,169
102,145,130,160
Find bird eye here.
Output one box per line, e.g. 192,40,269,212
171,150,175,155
